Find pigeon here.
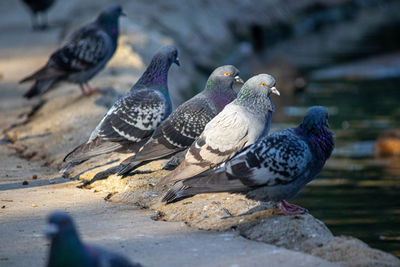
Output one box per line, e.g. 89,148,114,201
115,65,243,176
160,73,280,185
20,4,125,98
21,0,55,30
162,106,334,215
62,45,179,172
45,212,142,267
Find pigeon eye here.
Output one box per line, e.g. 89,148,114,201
224,72,230,76
261,82,266,86
325,114,329,119
172,51,177,56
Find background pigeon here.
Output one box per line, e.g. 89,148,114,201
45,212,142,267
20,4,124,98
161,74,280,185
21,0,55,30
163,106,334,215
116,65,243,176
62,45,179,172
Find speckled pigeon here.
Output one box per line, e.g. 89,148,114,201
21,0,55,30
160,74,280,185
163,106,334,215
116,65,243,176
20,4,125,98
61,45,179,172
45,212,142,267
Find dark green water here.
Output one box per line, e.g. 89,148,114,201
282,78,400,257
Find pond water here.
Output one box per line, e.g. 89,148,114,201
279,78,400,257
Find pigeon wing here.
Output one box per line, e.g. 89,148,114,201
50,25,111,73
162,104,249,183
227,130,312,187
116,97,215,176
92,89,168,145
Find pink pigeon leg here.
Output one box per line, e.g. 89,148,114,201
278,200,308,216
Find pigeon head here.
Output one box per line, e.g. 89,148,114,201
206,65,242,91
157,45,180,67
301,106,330,133
210,65,243,83
45,212,94,267
98,4,125,21
96,4,125,35
134,45,180,91
299,106,334,160
235,74,280,111
204,65,241,111
45,212,79,240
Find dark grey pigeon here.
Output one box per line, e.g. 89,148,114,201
161,74,280,185
62,45,179,173
116,65,243,176
45,212,142,267
21,0,55,30
163,106,334,215
20,4,124,98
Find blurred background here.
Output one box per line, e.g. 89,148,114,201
1,0,399,257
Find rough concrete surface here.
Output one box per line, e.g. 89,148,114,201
1,1,399,267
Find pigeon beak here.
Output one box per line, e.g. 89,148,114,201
45,223,59,239
120,11,126,17
174,57,180,66
326,122,330,128
270,86,280,96
234,75,244,84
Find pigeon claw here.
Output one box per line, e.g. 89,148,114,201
80,84,104,96
278,200,308,216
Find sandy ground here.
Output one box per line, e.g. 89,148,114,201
0,1,339,266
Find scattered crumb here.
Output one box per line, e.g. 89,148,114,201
1,205,5,209
31,204,37,207
16,165,22,168
32,175,38,180
1,199,13,202
22,181,29,185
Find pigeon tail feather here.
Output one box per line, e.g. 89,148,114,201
20,64,64,83
23,78,57,98
162,169,245,203
117,143,181,176
63,137,122,166
117,159,143,176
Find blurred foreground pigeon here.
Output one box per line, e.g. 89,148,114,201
21,0,55,30
62,45,179,172
20,4,125,98
116,65,243,176
45,212,142,267
163,106,334,215
161,74,280,185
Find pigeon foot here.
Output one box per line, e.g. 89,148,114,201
278,200,308,216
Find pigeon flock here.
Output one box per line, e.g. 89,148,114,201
19,3,335,266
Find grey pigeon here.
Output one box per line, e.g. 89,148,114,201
21,0,55,30
62,45,179,172
20,4,125,98
161,74,280,185
116,65,243,176
162,106,334,215
45,212,142,267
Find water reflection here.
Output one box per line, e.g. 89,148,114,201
275,78,400,257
